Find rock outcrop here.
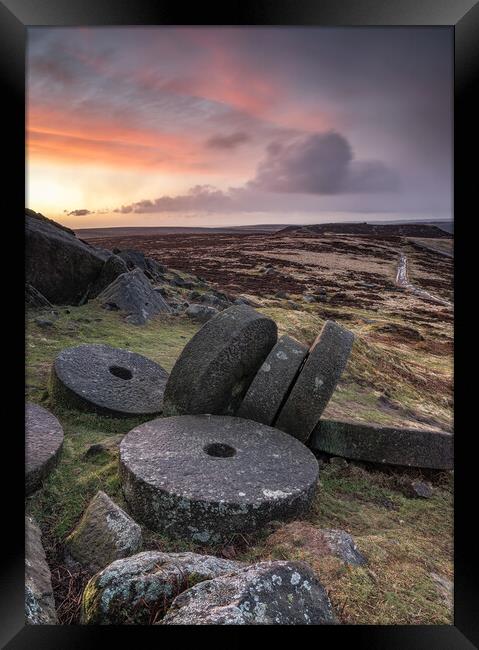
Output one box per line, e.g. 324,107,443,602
26,209,106,305
97,268,172,324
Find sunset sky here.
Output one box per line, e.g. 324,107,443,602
27,27,452,229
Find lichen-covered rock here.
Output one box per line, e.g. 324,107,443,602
161,561,337,625
98,268,172,324
275,321,354,442
81,551,244,624
65,491,142,573
25,516,58,624
120,415,319,543
163,305,277,416
26,402,64,495
265,521,366,566
185,303,219,323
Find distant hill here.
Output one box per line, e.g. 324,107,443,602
76,224,288,239
277,222,452,239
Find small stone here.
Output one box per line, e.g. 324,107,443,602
303,294,317,303
25,516,58,624
81,551,244,624
161,561,337,625
83,443,107,459
330,456,348,468
265,521,366,566
410,480,433,499
185,303,219,323
274,291,289,299
65,491,142,573
34,318,54,328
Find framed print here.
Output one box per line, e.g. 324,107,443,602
1,0,477,647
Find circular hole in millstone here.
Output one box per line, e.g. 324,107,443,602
203,442,236,458
109,365,133,380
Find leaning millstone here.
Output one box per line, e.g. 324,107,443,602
311,419,453,470
163,305,277,416
81,551,244,624
49,343,168,417
25,516,58,624
161,561,337,625
120,415,318,543
98,268,172,325
275,321,354,442
237,335,308,425
65,491,142,574
26,403,64,495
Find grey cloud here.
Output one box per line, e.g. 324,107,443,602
68,209,93,216
114,185,236,214
251,132,399,195
205,131,250,149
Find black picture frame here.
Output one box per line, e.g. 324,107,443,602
2,0,477,647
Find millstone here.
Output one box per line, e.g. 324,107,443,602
50,344,169,417
162,305,277,416
275,321,354,442
120,415,319,543
236,335,308,425
26,403,64,495
311,419,453,470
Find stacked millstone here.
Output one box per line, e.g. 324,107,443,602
236,320,355,444
119,305,322,543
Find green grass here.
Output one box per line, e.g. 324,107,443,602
25,301,453,625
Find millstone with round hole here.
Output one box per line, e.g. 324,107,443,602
50,344,169,417
162,305,278,416
236,335,308,425
26,403,64,495
119,415,319,543
275,321,355,443
311,419,453,470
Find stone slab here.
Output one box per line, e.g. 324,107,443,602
120,415,319,543
50,344,168,417
236,335,308,425
311,418,453,469
26,403,64,495
163,305,277,416
275,321,354,442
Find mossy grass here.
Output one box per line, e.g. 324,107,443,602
26,300,452,625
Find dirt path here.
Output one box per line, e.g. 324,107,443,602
395,254,453,307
